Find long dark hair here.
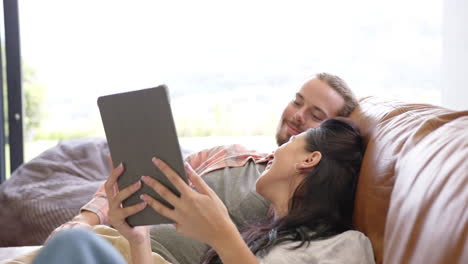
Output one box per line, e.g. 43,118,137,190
201,118,364,263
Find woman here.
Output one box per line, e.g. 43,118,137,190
31,118,373,264
104,118,374,264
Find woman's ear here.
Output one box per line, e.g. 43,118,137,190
297,151,322,171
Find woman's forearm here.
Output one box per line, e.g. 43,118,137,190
129,236,153,264
212,223,259,264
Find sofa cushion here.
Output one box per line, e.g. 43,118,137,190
350,96,468,264
0,138,111,246
384,115,467,263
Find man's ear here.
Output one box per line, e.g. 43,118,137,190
297,151,322,171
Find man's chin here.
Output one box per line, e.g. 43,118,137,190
275,133,288,146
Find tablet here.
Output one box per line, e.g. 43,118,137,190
97,85,187,226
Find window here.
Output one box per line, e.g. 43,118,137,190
15,0,442,166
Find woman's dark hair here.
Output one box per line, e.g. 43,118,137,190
201,118,364,264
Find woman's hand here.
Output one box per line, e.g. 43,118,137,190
140,158,238,248
104,160,149,245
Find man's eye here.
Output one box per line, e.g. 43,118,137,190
312,115,322,121
292,100,301,106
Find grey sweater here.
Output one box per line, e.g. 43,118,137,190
258,230,375,264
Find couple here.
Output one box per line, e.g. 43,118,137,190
35,73,375,263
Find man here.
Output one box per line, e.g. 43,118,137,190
52,72,358,264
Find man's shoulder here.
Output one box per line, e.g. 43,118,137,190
186,144,269,176
196,144,268,157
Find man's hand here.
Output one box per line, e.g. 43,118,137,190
47,211,100,242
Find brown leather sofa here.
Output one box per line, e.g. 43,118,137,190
350,96,467,264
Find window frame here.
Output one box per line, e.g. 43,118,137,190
1,0,24,183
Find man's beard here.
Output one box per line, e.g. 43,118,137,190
275,126,288,146
275,120,302,146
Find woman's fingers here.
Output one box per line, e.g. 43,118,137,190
111,180,143,208
152,158,191,194
105,162,129,210
141,176,180,207
141,194,178,222
109,201,146,230
185,163,215,197
117,201,147,219
105,162,124,199
107,154,114,171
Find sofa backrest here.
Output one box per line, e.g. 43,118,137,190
350,97,467,264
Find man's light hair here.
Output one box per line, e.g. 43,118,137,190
316,73,358,117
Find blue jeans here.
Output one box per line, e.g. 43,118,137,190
32,229,126,264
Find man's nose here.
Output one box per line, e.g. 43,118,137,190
293,108,306,124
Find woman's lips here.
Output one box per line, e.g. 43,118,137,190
287,123,301,135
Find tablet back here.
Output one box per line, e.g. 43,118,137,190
97,85,187,226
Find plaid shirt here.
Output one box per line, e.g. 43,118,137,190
81,144,272,225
